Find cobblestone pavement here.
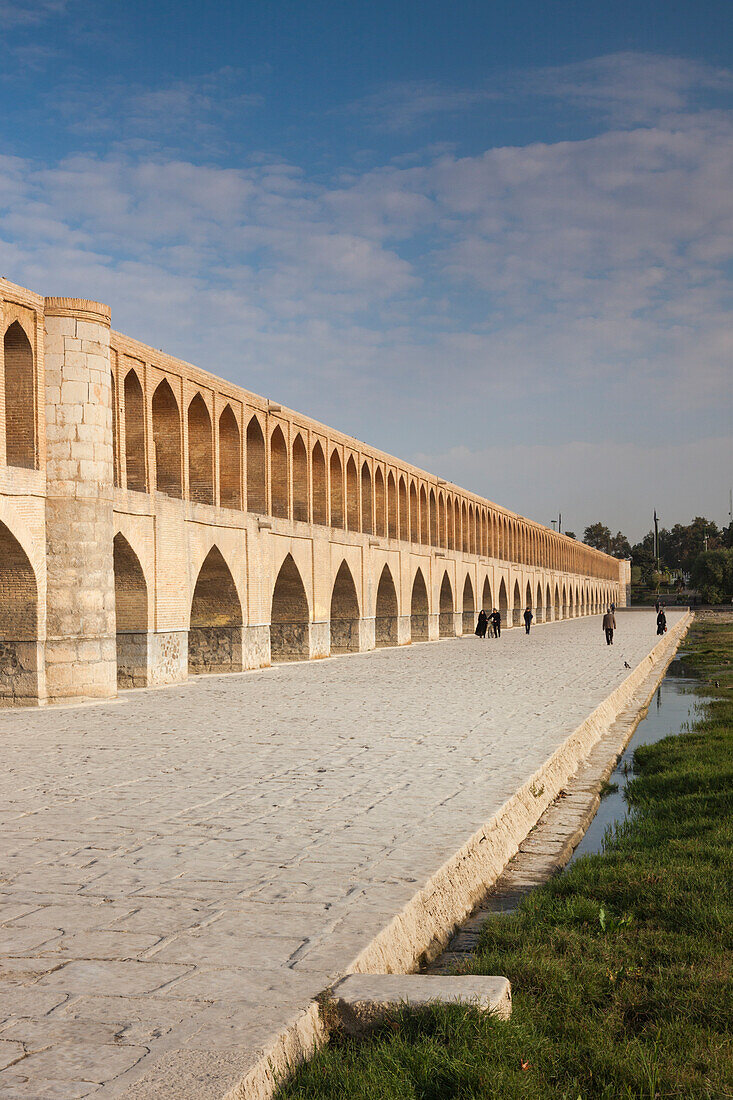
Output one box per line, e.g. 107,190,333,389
0,612,683,1098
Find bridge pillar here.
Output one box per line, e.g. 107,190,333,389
428,612,440,641
397,615,411,645
309,621,330,659
43,298,116,702
359,617,376,651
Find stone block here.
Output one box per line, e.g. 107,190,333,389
330,975,512,1035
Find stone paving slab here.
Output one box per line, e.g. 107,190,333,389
0,612,684,1099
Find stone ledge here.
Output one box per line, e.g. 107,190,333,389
44,297,111,326
330,974,512,1034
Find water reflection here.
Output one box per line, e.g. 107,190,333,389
568,670,713,865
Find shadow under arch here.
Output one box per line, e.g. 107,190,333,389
271,554,309,662
439,572,454,638
113,533,149,688
189,546,243,674
410,568,429,641
462,574,475,634
4,321,36,469
330,560,360,654
482,576,492,611
375,564,398,647
0,520,39,704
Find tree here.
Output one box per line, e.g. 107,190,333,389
610,531,632,558
583,523,612,552
564,530,576,540
690,549,733,604
664,518,720,574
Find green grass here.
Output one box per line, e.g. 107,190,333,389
277,622,733,1099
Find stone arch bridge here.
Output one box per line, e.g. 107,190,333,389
0,279,628,705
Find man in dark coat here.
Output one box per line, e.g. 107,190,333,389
602,607,616,645
490,608,501,638
523,606,533,635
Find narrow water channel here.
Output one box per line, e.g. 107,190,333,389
567,657,713,864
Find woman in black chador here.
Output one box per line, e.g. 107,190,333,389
656,608,667,635
475,609,488,638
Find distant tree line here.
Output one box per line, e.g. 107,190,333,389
581,517,733,604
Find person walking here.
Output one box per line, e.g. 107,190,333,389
523,606,533,635
491,608,501,638
655,599,660,614
475,609,488,639
610,601,616,614
603,607,616,645
656,608,667,635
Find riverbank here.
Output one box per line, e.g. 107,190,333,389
278,619,733,1099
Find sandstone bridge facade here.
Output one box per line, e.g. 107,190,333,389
0,278,629,705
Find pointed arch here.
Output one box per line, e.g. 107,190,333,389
3,321,35,468
374,467,386,537
454,497,461,552
361,461,373,534
330,561,360,653
409,481,419,543
447,494,455,551
123,368,146,493
187,393,213,505
375,564,398,647
525,580,532,608
217,406,240,509
189,545,242,674
438,493,446,548
462,574,475,633
513,579,522,626
536,581,543,623
292,433,308,522
482,576,492,611
330,449,344,527
346,456,359,530
461,502,469,553
410,568,429,641
420,485,428,545
555,583,561,619
114,533,149,688
271,553,309,661
429,488,438,546
111,371,119,488
0,521,38,703
387,472,397,539
270,425,289,519
498,578,508,626
439,573,454,637
546,582,552,621
312,441,327,525
398,476,408,541
246,416,266,513
152,379,182,497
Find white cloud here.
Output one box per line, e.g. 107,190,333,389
0,0,67,28
0,54,730,524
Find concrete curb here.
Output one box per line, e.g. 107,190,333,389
223,611,692,1100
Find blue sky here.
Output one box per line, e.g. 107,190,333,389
2,0,731,539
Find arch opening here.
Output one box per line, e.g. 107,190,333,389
0,521,38,704
555,584,561,619
330,450,344,527
187,394,214,505
312,442,327,525
346,457,359,530
482,577,492,611
270,426,289,519
219,406,241,509
292,434,309,522
124,370,146,492
387,472,397,539
462,575,475,633
398,477,408,541
271,554,309,662
114,533,148,688
375,564,398,647
361,462,373,535
3,322,36,469
536,581,543,623
498,578,508,627
410,569,429,641
439,573,454,638
409,483,419,543
375,467,386,537
420,486,428,545
330,561,360,654
512,579,522,626
189,546,243,674
246,417,267,513
152,379,182,497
